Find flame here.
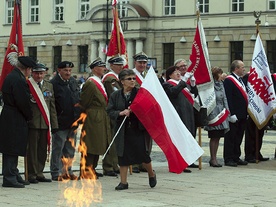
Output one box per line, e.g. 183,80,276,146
59,112,102,206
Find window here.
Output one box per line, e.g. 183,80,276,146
79,45,88,73
118,0,129,18
163,43,174,69
268,0,276,10
267,41,276,73
30,0,39,22
198,0,209,13
54,0,64,21
28,47,37,62
230,41,243,67
6,0,15,24
164,0,175,15
53,46,62,70
232,0,244,12
79,0,90,20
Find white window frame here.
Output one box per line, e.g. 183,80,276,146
6,0,15,24
164,0,175,16
231,0,244,12
198,0,209,14
268,0,276,10
118,0,129,18
79,0,90,20
29,0,39,23
54,0,64,21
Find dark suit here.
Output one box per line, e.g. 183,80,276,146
0,68,33,185
223,73,248,163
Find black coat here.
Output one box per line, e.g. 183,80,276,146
50,74,80,130
0,68,33,156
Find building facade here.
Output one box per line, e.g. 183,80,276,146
1,0,276,75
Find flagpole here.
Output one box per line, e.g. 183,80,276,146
114,5,121,54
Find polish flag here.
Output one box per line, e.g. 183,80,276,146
130,67,204,174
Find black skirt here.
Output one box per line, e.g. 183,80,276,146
208,129,225,139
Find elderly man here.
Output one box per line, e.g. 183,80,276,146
0,56,36,188
27,63,58,183
101,55,124,176
80,57,112,178
50,61,80,181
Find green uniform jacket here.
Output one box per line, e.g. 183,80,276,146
80,77,111,155
28,80,58,130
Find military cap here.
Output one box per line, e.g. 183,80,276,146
89,57,106,69
58,61,74,69
32,63,48,72
133,51,148,62
108,55,124,65
18,56,37,68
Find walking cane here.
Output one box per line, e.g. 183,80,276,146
198,127,202,170
24,156,28,180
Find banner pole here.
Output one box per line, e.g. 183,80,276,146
198,127,202,170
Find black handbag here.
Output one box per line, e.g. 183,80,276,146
194,96,208,127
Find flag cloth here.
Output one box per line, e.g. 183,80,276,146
0,0,24,90
106,6,128,68
130,67,204,174
247,33,276,129
188,17,215,115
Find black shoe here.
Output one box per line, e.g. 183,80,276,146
18,179,30,185
139,168,148,172
183,169,192,173
237,159,248,165
132,167,140,173
245,159,257,163
115,182,128,190
28,178,39,184
51,176,59,181
260,157,269,161
104,171,117,177
36,177,52,182
149,171,157,188
69,174,79,180
2,182,25,188
188,163,199,168
225,161,238,167
114,170,120,174
209,161,222,167
95,172,103,178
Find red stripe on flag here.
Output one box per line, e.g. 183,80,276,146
130,88,188,173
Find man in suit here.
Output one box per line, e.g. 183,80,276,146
50,61,80,181
223,60,248,167
27,63,58,183
101,55,124,176
0,56,36,188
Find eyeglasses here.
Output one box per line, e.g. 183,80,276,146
178,65,187,68
124,77,136,81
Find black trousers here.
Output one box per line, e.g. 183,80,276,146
2,154,23,184
223,118,247,163
244,117,265,160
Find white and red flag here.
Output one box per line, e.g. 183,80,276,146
247,33,276,129
0,0,24,90
106,3,128,68
130,67,204,174
188,17,215,114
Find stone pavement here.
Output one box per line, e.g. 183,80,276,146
0,129,276,207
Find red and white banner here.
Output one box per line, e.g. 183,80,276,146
106,6,128,68
0,0,24,90
130,67,204,174
247,33,276,129
188,17,215,115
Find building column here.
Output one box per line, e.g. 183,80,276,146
135,39,144,54
90,40,98,62
98,40,106,61
127,39,134,68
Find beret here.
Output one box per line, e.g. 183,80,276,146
18,56,37,68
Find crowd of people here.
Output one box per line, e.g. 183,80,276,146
0,52,275,190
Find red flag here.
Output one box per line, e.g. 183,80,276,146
106,7,128,68
130,67,203,174
0,0,24,90
188,17,215,114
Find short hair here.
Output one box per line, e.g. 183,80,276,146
118,69,135,80
174,59,187,66
230,60,242,72
211,66,223,81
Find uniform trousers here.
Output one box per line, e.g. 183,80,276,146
2,154,24,185
50,129,76,178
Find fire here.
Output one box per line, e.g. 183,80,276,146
59,112,103,206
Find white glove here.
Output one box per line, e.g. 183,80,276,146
183,72,192,82
229,115,238,123
190,75,196,86
273,113,276,119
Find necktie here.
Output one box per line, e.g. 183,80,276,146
238,77,245,87
37,82,42,89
